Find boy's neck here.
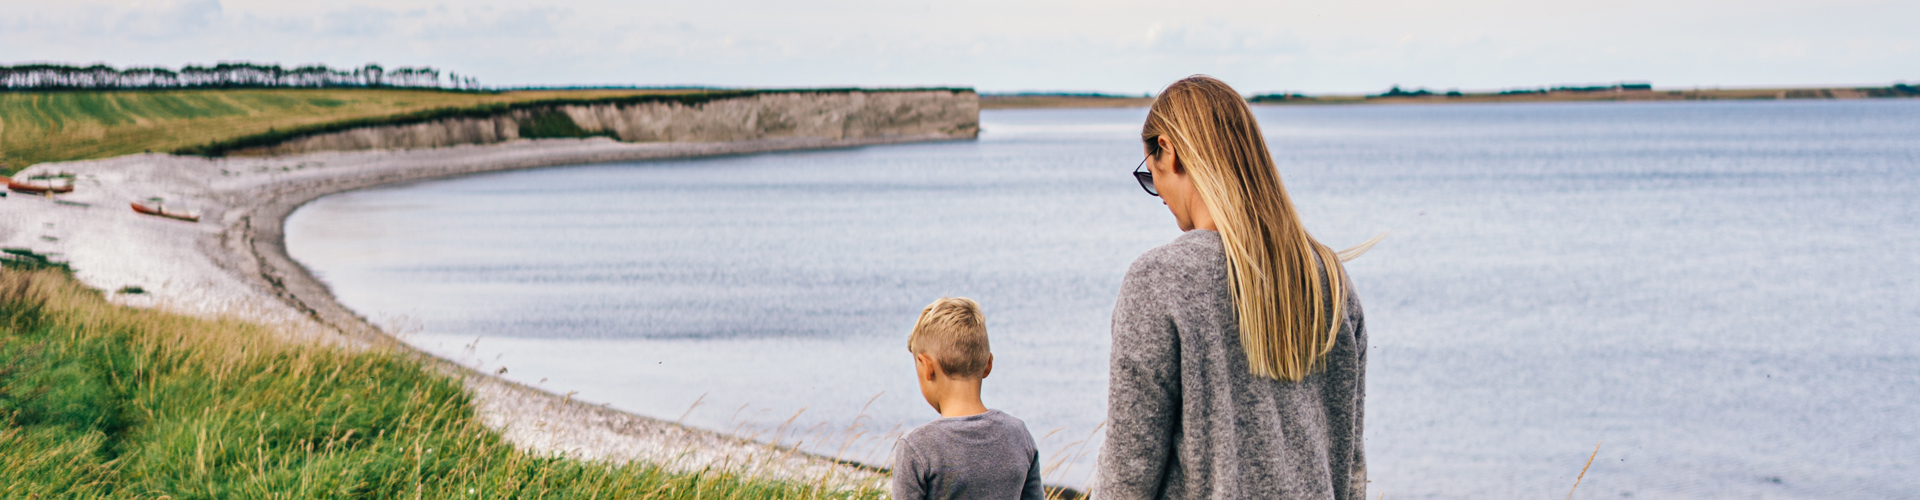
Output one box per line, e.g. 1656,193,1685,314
933,379,990,418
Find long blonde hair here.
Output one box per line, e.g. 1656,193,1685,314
1144,75,1383,381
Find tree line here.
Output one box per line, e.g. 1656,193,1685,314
0,62,483,91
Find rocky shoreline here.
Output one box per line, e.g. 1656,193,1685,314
1,134,968,487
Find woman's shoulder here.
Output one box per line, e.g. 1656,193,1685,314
1126,230,1226,281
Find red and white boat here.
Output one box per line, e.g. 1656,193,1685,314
7,177,74,194
130,200,200,222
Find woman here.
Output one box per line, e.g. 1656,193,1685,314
1097,76,1379,499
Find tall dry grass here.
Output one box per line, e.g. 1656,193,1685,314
0,268,881,499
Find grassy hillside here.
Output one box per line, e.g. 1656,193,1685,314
0,88,689,174
0,267,878,498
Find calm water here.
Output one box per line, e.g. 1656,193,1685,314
287,101,1920,498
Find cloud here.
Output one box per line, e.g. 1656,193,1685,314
416,7,568,40
105,0,223,41
320,6,396,37
2,0,1918,92
1139,21,1307,56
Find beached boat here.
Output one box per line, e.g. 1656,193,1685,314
130,200,200,222
7,178,74,194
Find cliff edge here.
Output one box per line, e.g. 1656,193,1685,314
221,89,980,156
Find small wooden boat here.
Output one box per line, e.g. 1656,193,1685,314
7,178,74,194
131,200,200,222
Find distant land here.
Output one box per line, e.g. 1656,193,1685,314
980,92,1153,109
983,82,1920,109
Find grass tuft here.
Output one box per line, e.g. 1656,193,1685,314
1,248,70,273
515,110,613,141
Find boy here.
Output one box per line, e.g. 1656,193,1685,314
893,297,1045,500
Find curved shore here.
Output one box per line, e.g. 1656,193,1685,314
0,135,963,486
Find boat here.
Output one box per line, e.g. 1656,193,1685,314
7,178,74,194
130,200,200,222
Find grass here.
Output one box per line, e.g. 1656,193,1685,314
0,268,883,499
517,110,611,140
0,88,694,174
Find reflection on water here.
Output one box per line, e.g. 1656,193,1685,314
288,101,1920,497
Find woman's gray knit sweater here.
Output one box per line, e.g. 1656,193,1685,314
1096,230,1367,500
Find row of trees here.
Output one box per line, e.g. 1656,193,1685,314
0,62,483,91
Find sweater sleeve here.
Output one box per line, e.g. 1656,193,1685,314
1022,446,1046,500
1346,299,1369,500
1095,257,1182,499
891,438,926,500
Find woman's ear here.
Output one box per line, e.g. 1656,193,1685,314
1156,135,1182,174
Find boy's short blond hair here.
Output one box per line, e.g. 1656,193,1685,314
908,297,992,379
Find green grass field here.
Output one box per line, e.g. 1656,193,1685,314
0,88,686,174
0,268,881,498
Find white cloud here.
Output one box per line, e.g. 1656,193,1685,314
415,6,569,40
107,0,223,40
319,6,395,37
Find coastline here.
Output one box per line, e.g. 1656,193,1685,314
981,94,1153,109
979,85,1920,109
0,135,963,486
1249,85,1920,105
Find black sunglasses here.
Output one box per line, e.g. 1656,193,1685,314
1133,157,1159,196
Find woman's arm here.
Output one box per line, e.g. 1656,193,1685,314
1095,261,1182,499
1347,301,1368,500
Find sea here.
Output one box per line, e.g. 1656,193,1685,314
285,100,1920,498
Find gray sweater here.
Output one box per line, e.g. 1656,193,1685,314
1096,230,1367,500
892,409,1046,500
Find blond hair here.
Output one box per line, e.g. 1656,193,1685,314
907,297,992,379
1143,75,1383,382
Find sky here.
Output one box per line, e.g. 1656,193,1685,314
3,0,1917,94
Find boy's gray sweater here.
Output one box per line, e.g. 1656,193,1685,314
1096,230,1367,500
892,409,1045,500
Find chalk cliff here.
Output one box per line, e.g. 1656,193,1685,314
232,89,978,156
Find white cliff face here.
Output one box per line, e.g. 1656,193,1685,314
564,90,981,142
237,117,523,155
234,90,979,156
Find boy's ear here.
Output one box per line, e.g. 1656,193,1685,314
980,354,993,379
914,352,939,382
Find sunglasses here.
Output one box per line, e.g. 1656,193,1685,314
1133,157,1159,196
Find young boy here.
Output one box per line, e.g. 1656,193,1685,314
893,297,1045,500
